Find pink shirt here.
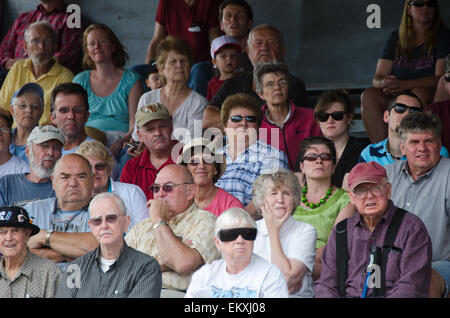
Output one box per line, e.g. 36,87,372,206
205,188,244,217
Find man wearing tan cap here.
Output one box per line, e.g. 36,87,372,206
0,125,64,207
315,162,432,298
120,103,179,200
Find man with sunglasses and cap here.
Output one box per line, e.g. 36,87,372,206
0,124,64,207
125,164,219,297
186,207,288,298
359,91,448,166
315,162,432,298
0,206,62,298
120,103,179,200
55,193,162,298
385,112,450,298
425,54,450,151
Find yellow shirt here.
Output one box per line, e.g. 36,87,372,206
125,203,220,291
0,58,73,125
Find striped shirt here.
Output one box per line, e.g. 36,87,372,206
55,242,162,298
215,140,289,206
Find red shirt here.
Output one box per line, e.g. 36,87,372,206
0,3,82,73
425,99,450,151
259,100,322,170
206,76,225,101
155,0,221,63
120,147,177,200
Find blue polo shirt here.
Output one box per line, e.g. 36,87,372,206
358,138,449,166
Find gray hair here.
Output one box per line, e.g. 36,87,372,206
89,192,127,216
247,24,284,50
24,21,56,44
214,208,256,237
398,112,442,143
252,169,301,216
253,60,290,95
10,94,44,109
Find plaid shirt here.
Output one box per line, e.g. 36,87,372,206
215,140,289,206
0,3,82,73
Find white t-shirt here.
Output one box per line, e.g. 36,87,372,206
132,88,207,143
253,216,317,298
0,155,29,178
185,253,288,298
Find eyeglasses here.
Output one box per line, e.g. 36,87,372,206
188,156,215,166
149,182,191,193
408,0,437,8
13,103,42,111
0,127,11,133
229,115,257,123
302,153,335,162
316,111,346,122
93,162,108,171
352,184,387,199
55,106,85,114
388,103,422,114
88,213,121,227
263,79,288,90
218,227,257,242
28,38,54,47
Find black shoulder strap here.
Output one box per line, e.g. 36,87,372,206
335,219,348,297
374,208,406,297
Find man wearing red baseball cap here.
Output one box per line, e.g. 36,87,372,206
315,162,432,298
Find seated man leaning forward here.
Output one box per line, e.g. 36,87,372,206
55,193,162,298
24,154,98,265
315,162,432,298
125,164,220,295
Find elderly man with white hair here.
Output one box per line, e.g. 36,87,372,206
185,207,288,298
55,193,162,298
0,125,64,207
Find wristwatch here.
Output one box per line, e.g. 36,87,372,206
152,220,169,230
45,229,54,247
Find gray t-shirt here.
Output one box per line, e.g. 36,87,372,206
0,174,55,207
385,158,450,262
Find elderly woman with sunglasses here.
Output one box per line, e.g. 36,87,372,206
215,93,289,219
177,137,243,217
252,169,317,297
75,139,148,231
293,137,355,280
314,90,369,187
254,61,321,170
361,0,450,143
185,207,288,298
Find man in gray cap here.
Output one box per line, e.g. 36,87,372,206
0,124,65,207
120,103,179,200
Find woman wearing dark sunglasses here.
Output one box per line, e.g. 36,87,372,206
254,61,321,170
185,208,288,298
216,93,289,219
177,137,244,217
75,139,148,231
293,137,355,280
361,0,449,143
314,90,369,188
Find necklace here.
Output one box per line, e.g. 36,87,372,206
301,185,333,209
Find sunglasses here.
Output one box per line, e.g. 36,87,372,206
316,111,346,122
388,103,422,114
188,157,215,166
229,115,257,123
56,106,85,114
218,227,257,242
93,162,108,171
149,182,191,193
302,153,334,162
408,0,437,7
89,213,121,227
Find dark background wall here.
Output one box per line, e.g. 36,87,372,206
2,0,450,90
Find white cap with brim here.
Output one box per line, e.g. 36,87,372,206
27,125,65,145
